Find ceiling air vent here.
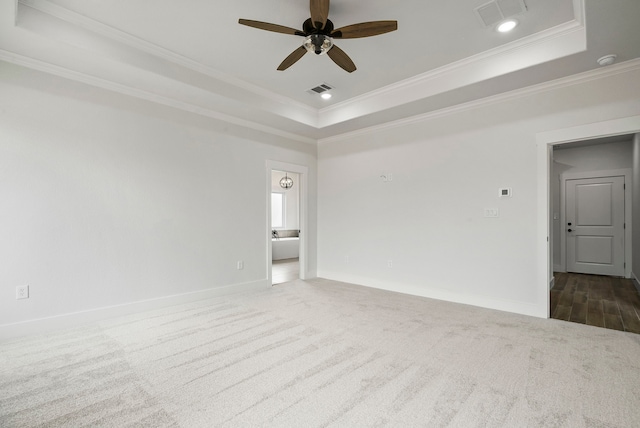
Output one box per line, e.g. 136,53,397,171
307,83,333,95
475,0,527,27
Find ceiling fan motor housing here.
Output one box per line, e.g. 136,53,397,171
303,18,334,34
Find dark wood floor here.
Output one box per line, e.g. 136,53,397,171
551,272,640,334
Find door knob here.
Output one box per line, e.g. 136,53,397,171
567,222,572,226
568,229,573,232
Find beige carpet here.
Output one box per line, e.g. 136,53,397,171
1,278,639,427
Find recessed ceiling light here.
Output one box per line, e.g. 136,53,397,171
497,19,517,33
321,93,332,100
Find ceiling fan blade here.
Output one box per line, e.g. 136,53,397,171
238,19,305,36
310,0,330,30
331,21,398,39
277,46,308,71
327,45,356,73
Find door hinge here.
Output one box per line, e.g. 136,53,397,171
624,223,626,229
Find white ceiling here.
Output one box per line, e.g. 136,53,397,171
1,0,639,142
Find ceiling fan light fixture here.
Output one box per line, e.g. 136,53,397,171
497,19,518,32
303,34,333,55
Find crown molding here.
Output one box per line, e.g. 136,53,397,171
9,0,608,145
0,49,316,145
317,16,587,128
7,48,628,149
318,58,640,145
322,21,585,114
18,0,588,133
572,0,585,26
17,0,320,126
321,0,585,122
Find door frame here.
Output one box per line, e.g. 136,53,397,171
266,160,308,284
559,169,631,276
537,114,640,318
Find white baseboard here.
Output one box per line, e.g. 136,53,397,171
631,272,640,293
317,270,546,319
0,279,269,341
300,269,317,281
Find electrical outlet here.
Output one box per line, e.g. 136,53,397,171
484,208,499,218
16,285,29,300
387,260,393,268
237,261,244,270
345,255,349,264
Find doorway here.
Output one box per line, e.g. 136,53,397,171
266,161,308,286
552,139,633,278
271,170,300,284
549,139,636,330
538,115,640,320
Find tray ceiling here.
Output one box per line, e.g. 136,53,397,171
1,0,639,142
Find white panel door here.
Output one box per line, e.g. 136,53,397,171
566,176,624,276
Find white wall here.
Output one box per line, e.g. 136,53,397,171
2,61,640,336
633,134,640,287
318,66,640,318
0,63,317,336
271,171,299,230
551,140,633,269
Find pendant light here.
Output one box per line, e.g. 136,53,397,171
280,173,293,189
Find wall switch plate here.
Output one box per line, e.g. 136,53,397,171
237,261,244,270
387,260,393,268
484,208,500,218
16,285,29,300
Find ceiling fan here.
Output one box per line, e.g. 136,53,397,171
238,0,397,73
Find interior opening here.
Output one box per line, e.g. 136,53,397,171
549,132,640,333
271,169,300,285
